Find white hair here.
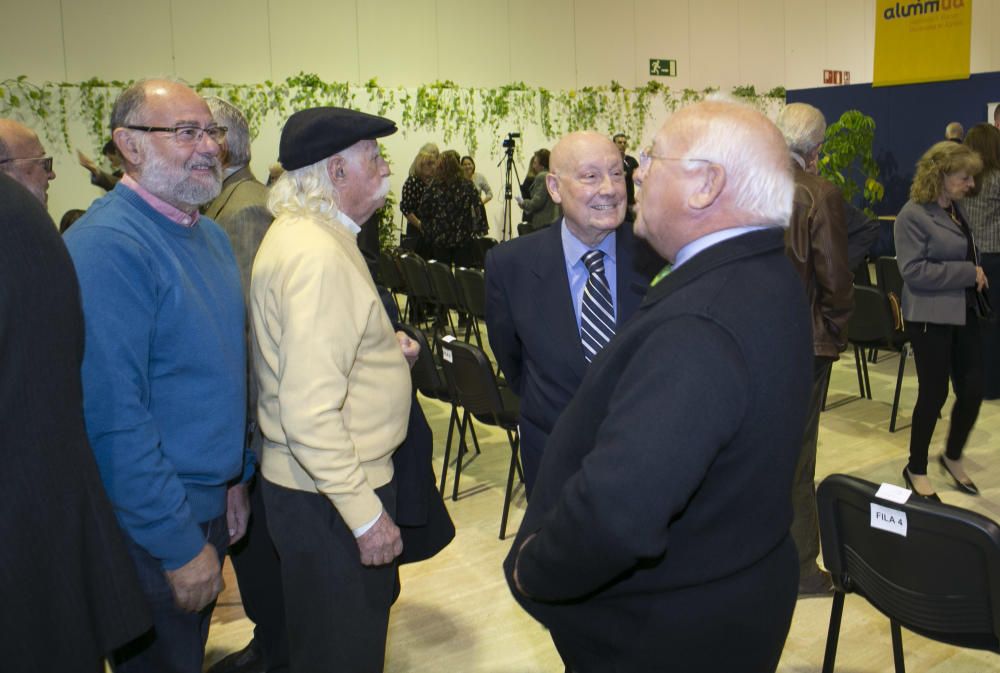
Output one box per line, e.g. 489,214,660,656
679,97,794,228
267,157,340,219
775,102,827,157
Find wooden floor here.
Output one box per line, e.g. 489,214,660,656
205,337,1000,672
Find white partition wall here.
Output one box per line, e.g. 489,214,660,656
3,0,1000,225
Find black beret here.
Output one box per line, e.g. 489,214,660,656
278,107,397,171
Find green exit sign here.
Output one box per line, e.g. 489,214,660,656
649,59,677,77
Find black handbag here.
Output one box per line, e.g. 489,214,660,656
974,289,994,321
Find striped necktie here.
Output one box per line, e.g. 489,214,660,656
580,249,615,363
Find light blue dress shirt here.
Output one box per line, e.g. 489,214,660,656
561,219,618,332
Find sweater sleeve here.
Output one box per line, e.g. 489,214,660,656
274,246,383,530
65,227,206,570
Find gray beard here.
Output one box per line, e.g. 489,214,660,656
138,151,222,210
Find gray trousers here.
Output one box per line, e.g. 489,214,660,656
789,358,832,577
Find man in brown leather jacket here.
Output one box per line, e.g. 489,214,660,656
777,102,854,595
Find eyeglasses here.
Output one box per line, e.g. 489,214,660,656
124,125,228,146
0,156,53,172
639,147,710,169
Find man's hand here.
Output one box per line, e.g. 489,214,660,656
76,149,97,174
226,482,251,545
396,330,420,369
356,511,403,566
165,543,224,613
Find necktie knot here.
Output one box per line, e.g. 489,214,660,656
582,249,605,274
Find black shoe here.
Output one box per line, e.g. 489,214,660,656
206,639,265,673
902,467,941,502
939,454,979,495
798,569,834,597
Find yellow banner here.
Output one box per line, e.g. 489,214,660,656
873,0,972,87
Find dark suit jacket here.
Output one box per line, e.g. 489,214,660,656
0,175,151,669
485,220,658,484
503,229,813,673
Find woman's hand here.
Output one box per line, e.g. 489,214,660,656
976,265,989,292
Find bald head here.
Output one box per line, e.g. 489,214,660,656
633,99,793,261
945,121,964,141
546,131,627,246
0,119,55,206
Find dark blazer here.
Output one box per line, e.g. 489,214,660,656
0,175,151,669
484,220,658,490
503,229,813,673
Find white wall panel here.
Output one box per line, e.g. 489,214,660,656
436,0,511,87
172,0,271,83
971,0,993,74
358,0,439,87
508,0,577,89
824,0,867,85
62,0,175,81
633,0,691,89
689,0,740,90
737,0,785,92
784,0,826,89
0,0,65,81
268,0,361,82
574,0,636,87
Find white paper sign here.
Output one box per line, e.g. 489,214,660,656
871,503,908,537
875,482,912,504
442,347,453,363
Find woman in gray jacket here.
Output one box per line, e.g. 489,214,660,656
896,141,988,500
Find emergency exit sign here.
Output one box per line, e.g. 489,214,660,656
649,59,677,77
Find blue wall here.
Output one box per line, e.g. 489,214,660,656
787,71,1000,215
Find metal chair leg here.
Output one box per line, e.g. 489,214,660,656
499,429,519,540
821,591,846,673
452,410,471,501
438,403,460,496
890,619,906,673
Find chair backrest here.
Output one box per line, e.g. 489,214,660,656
853,260,873,287
397,323,448,400
848,285,897,346
378,250,406,293
427,260,464,311
455,267,486,319
818,473,1000,651
876,256,904,299
398,252,434,301
439,339,505,417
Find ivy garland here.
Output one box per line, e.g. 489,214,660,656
0,73,786,158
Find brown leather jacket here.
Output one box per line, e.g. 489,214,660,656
784,164,854,359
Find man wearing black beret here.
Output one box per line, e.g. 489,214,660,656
249,107,419,672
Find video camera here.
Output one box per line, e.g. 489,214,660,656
502,132,521,149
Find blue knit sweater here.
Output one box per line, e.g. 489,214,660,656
65,184,246,570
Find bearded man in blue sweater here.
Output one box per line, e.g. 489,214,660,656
65,78,249,673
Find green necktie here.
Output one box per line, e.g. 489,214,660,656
650,264,673,287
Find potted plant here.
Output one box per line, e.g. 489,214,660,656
818,109,885,217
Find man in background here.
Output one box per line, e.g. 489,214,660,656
0,118,56,205
486,131,657,494
613,132,639,218
776,101,854,596
203,96,284,673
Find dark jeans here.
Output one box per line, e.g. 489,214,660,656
789,357,831,577
229,474,288,672
906,310,983,474
112,514,229,673
980,253,1000,399
262,478,399,673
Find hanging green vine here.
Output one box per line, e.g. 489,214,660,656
0,73,786,159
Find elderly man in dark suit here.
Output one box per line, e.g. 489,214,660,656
0,173,151,672
203,97,283,673
485,130,657,495
504,99,814,673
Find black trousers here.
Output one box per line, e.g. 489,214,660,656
229,474,288,671
906,309,983,474
790,357,832,576
261,478,398,673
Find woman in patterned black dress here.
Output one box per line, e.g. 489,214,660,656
400,144,439,255
416,150,487,266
